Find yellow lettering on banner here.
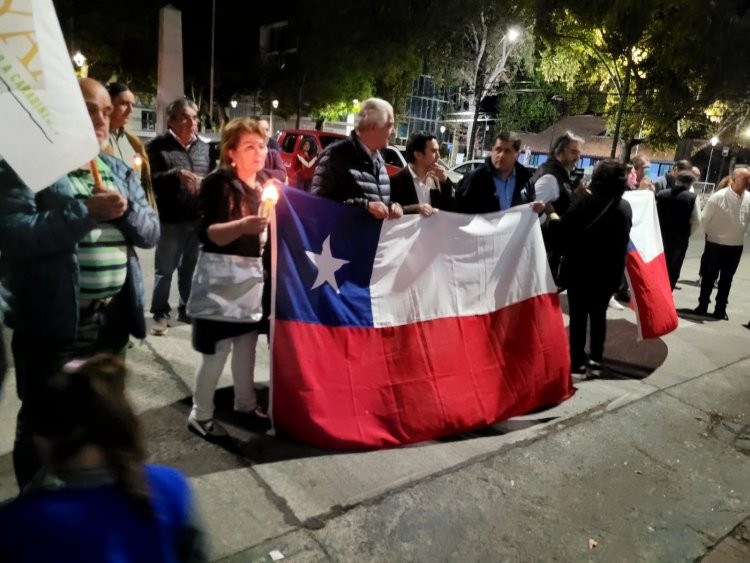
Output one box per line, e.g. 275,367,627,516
0,30,41,80
0,0,32,16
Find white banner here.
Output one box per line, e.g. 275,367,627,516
0,0,98,191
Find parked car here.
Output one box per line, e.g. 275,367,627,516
277,129,346,183
380,145,407,176
449,159,485,182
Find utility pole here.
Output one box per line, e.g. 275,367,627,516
208,0,216,130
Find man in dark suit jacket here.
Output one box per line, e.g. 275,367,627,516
455,131,540,214
390,132,453,216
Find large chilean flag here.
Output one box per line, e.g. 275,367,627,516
269,188,574,449
623,191,678,339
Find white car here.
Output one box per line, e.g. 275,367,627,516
448,159,485,183
380,145,407,175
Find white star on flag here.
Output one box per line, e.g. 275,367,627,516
305,235,349,293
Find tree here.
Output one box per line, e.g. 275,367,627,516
451,5,533,158
534,0,750,156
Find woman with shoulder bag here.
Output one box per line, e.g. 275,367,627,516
559,159,632,381
186,118,274,441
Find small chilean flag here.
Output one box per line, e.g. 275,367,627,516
623,191,678,339
270,188,574,449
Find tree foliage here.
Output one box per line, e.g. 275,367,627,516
533,0,750,154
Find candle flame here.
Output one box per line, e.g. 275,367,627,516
261,184,279,203
133,155,143,167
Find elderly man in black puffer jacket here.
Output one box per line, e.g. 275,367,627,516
312,98,403,221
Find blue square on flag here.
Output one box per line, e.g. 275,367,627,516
274,187,382,327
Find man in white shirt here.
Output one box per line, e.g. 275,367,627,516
694,167,750,319
390,132,453,216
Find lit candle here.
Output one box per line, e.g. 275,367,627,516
259,184,279,218
133,154,143,176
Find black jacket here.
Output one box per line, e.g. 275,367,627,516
532,159,576,215
559,195,633,293
454,159,535,214
311,132,391,208
389,167,454,212
147,133,211,223
656,185,697,248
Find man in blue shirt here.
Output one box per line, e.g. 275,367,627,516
455,132,541,214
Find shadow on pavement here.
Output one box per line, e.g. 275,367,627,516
598,318,669,380
141,318,667,478
676,307,720,324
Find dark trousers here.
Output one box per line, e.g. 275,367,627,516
698,241,743,313
12,297,129,490
567,286,610,368
151,221,199,317
664,242,689,290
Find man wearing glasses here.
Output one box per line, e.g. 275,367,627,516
147,99,210,335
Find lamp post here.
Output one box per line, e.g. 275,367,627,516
706,136,719,184
270,99,279,136
440,125,446,140
548,95,564,152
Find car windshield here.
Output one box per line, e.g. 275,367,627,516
319,135,341,148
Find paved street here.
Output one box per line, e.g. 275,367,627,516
1,231,749,562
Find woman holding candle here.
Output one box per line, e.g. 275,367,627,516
187,118,273,441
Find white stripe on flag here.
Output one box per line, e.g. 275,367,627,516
623,191,664,262
370,206,554,327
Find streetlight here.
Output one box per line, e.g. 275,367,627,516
706,135,719,184
270,99,279,135
352,98,359,108
440,125,446,139
507,27,521,43
230,99,238,110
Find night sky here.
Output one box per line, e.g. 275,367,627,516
52,0,291,95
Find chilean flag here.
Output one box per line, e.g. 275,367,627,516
270,188,574,449
622,191,678,339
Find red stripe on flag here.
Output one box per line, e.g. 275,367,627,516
272,293,574,449
626,251,678,339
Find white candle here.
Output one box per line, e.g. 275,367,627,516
259,184,279,218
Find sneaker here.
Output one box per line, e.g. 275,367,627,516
587,360,603,378
151,315,169,336
235,405,269,419
608,296,624,310
692,305,708,316
571,364,588,381
187,413,228,441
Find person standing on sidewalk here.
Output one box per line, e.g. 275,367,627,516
693,167,750,320
147,99,210,335
656,171,701,290
0,78,159,489
559,159,632,380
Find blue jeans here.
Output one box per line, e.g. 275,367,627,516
151,221,199,317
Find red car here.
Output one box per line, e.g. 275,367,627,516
277,130,345,183
277,129,407,182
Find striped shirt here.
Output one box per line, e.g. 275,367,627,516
68,158,128,299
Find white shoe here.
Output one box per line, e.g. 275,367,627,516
608,296,624,310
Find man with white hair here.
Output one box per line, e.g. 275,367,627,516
312,97,402,220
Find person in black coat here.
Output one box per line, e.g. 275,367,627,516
656,171,701,289
455,132,538,214
558,159,632,379
390,131,453,215
312,98,403,221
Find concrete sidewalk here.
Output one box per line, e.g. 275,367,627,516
0,234,749,561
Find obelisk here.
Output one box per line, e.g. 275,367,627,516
156,5,184,133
